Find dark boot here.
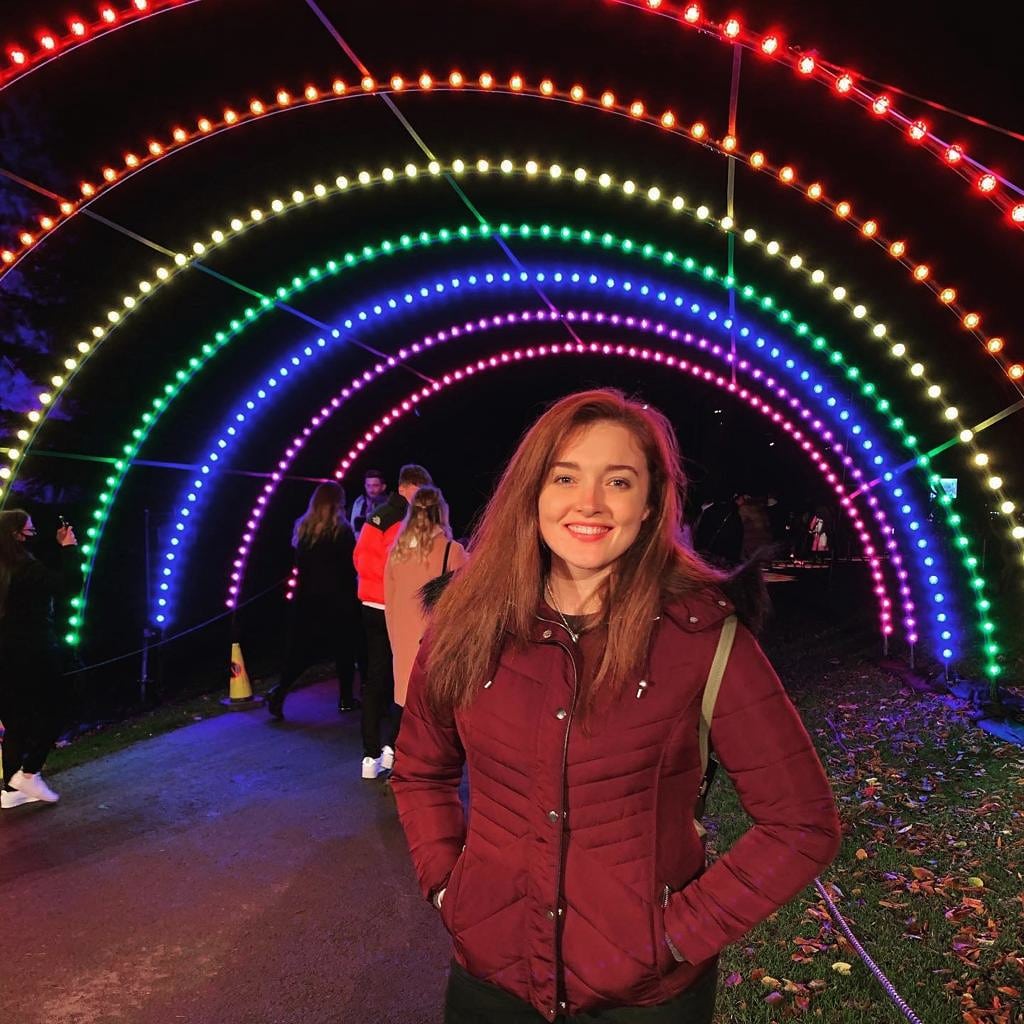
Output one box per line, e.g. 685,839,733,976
265,685,286,720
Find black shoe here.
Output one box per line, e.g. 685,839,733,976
337,698,362,713
266,686,285,720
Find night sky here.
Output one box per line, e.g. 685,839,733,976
1,0,1022,681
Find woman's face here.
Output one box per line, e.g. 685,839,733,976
15,517,36,542
538,421,651,582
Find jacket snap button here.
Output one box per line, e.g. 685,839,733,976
542,629,553,639
555,708,567,720
688,615,699,623
547,909,556,919
547,810,559,823
717,599,728,607
559,1002,567,1010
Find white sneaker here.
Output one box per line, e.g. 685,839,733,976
1,788,41,809
9,770,59,803
361,756,381,780
380,745,395,771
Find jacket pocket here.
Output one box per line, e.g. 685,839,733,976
444,836,530,982
657,859,708,976
439,851,468,935
655,884,680,976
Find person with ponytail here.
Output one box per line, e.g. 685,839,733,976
390,390,841,1022
0,509,80,808
384,486,467,753
265,483,359,720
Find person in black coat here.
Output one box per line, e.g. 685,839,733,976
0,509,81,808
266,483,360,719
693,494,744,566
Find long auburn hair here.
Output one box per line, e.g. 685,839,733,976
292,482,348,548
426,390,728,715
0,509,32,619
390,486,452,563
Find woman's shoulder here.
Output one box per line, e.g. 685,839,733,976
661,561,769,636
661,585,735,635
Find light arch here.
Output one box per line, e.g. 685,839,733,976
72,253,983,671
5,160,1019,578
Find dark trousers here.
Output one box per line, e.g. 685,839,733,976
279,604,356,705
390,703,404,750
0,650,67,787
360,605,393,758
445,961,717,1023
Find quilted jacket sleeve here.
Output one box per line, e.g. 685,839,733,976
664,624,842,964
389,640,467,903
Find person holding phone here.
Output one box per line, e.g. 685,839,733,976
0,510,81,808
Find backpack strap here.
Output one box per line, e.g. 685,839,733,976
441,540,452,575
699,614,737,774
694,615,737,840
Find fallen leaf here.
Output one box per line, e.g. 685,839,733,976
831,962,852,975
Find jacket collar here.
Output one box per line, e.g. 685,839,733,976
524,586,734,644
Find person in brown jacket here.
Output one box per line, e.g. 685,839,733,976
384,486,467,749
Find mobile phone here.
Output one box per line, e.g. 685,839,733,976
58,515,71,529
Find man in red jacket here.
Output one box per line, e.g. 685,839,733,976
353,463,432,778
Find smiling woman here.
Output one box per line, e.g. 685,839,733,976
390,388,842,1021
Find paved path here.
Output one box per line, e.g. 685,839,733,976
1,682,450,1024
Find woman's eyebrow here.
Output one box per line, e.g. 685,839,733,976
551,461,638,474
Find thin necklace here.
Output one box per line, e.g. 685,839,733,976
545,581,584,643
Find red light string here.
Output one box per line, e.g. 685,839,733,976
812,57,1024,146
1,0,201,93
621,0,1024,217
0,74,1019,379
0,161,435,387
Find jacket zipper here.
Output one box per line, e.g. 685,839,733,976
536,614,580,1017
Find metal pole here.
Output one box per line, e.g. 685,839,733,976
725,46,742,388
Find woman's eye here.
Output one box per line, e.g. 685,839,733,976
554,475,574,485
608,478,631,488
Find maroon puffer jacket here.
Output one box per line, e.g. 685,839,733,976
391,586,842,1018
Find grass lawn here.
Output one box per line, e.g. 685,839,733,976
45,690,237,775
709,623,1024,1024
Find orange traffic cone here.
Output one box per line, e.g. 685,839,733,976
220,642,264,709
